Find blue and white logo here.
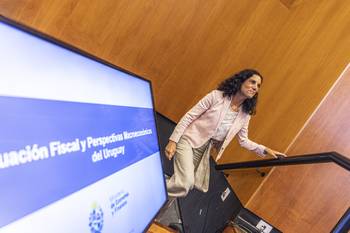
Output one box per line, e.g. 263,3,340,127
89,203,104,233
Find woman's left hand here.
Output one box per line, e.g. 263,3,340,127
264,147,287,158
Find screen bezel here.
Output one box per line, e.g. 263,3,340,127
0,14,168,232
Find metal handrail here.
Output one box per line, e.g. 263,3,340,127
215,151,350,233
215,151,350,172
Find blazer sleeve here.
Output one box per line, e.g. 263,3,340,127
236,116,266,157
169,90,218,143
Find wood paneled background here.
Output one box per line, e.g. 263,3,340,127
247,65,350,232
1,0,350,232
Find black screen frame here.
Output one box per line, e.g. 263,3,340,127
0,14,168,232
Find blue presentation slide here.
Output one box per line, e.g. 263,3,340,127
0,96,159,228
0,19,166,233
0,95,166,233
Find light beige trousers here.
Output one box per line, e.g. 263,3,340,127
166,137,212,197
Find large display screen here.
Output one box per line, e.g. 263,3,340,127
0,16,166,233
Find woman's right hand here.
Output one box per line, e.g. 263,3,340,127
165,141,177,160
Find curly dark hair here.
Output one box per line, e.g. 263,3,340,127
217,69,263,115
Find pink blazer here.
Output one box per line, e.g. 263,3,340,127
169,90,266,161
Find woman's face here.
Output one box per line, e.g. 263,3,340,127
239,74,262,99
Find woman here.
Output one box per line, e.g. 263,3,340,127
165,69,283,198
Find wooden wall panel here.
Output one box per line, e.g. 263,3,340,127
247,65,350,232
280,0,304,9
226,168,270,204
1,0,350,205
